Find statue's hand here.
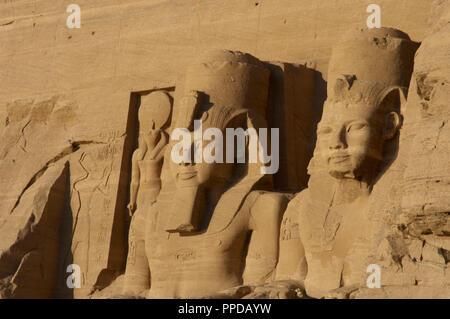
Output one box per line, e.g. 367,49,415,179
203,280,304,299
127,202,137,217
143,123,162,150
323,285,360,299
143,122,168,161
243,280,305,299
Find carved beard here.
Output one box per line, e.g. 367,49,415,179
328,152,364,180
328,151,381,186
165,186,206,234
327,127,385,184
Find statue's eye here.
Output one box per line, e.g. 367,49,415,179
318,126,332,135
347,123,367,132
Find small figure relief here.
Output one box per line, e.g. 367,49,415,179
122,50,289,299
128,91,172,216
122,90,172,296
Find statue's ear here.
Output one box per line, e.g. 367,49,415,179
176,90,204,129
379,86,407,140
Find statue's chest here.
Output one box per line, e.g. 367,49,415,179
301,199,372,288
148,234,228,263
137,158,157,183
300,200,369,255
147,208,250,262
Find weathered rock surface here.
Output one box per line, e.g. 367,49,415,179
362,0,450,298
0,161,68,298
0,96,131,298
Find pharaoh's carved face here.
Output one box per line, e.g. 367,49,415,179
170,130,234,189
316,101,386,180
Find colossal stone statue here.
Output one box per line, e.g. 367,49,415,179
273,28,418,298
122,50,289,298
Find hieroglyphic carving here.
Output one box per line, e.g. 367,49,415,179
68,138,128,297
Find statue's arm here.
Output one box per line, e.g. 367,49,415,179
242,192,289,285
128,150,141,215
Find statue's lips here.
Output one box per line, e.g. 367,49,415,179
177,172,198,180
329,154,350,164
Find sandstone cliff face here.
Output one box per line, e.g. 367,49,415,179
0,162,68,298
0,96,130,298
359,0,450,299
0,0,448,299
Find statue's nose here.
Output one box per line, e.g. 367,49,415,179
328,128,346,150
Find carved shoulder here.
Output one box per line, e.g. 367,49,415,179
131,148,143,163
